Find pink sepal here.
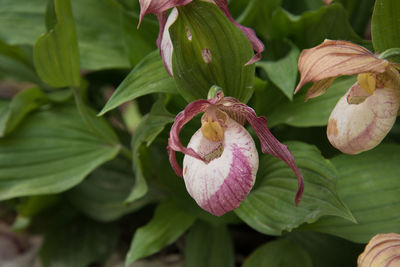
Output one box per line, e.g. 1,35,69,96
168,92,304,205
155,13,167,49
212,0,264,65
167,147,182,177
221,101,304,205
138,0,192,26
167,92,224,176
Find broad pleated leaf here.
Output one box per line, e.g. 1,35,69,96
121,9,158,66
301,144,400,243
281,0,324,14
185,221,234,267
268,77,355,127
126,97,174,203
125,200,195,265
235,142,354,236
40,216,118,267
242,238,312,267
336,0,375,36
287,232,364,267
70,0,135,70
233,0,282,39
270,3,361,48
17,194,61,218
33,0,80,87
0,87,48,137
170,1,255,103
0,0,47,45
67,158,161,222
257,41,299,100
0,40,42,83
372,0,400,52
0,105,120,200
99,51,176,116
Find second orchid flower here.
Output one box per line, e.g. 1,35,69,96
295,39,400,154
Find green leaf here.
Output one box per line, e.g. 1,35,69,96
336,0,375,36
0,105,120,200
120,8,158,66
267,77,355,127
99,51,176,116
235,142,354,236
248,78,287,120
235,0,282,39
125,200,195,265
0,0,47,45
67,157,161,222
282,0,324,13
287,232,364,267
0,100,7,112
371,0,400,52
73,89,118,144
12,194,62,230
0,40,41,83
71,0,132,70
0,87,48,137
0,0,138,71
186,221,234,267
33,0,80,87
271,3,361,48
257,41,299,100
125,97,174,203
301,144,400,243
17,194,61,217
40,216,118,267
170,1,255,102
243,238,312,267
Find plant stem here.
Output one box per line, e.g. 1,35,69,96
120,145,133,160
379,48,400,60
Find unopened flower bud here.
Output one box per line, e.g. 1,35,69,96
358,233,400,267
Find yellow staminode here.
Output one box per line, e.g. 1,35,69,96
357,73,376,94
201,120,224,141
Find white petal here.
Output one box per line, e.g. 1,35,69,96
327,87,399,154
183,118,258,216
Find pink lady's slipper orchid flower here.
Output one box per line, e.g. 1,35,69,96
358,233,400,267
295,39,400,154
138,0,264,75
167,91,304,216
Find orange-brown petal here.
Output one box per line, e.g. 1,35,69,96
295,39,389,94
